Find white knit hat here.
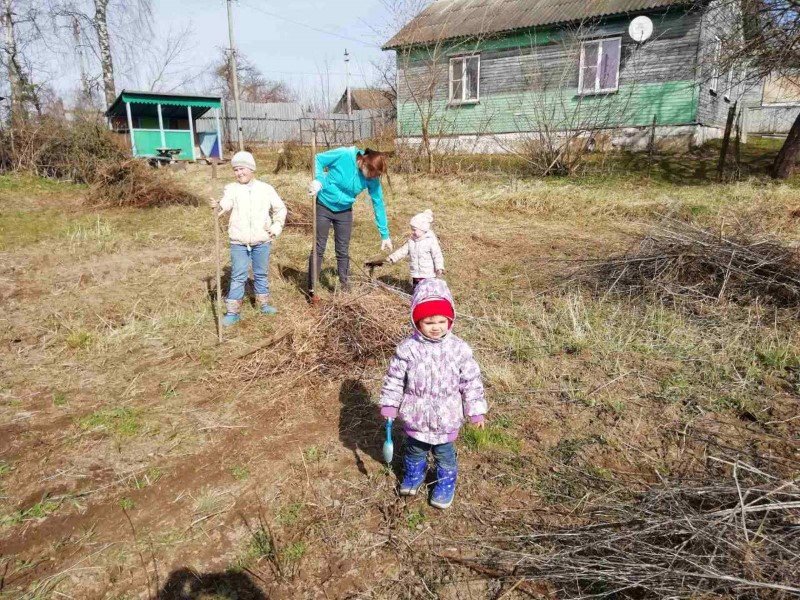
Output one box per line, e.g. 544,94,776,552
231,151,256,171
410,209,434,233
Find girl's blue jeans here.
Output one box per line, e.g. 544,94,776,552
405,438,457,470
228,242,271,301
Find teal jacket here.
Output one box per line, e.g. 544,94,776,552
314,146,389,240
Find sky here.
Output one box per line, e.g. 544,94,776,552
48,0,400,108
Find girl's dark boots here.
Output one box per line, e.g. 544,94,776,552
400,454,427,496
430,465,458,509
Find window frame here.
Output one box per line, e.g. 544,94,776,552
448,54,481,106
709,36,721,94
761,73,800,107
578,37,622,96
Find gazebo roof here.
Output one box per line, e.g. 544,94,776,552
106,90,222,118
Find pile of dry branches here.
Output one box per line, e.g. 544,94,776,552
88,159,198,208
313,290,407,373
446,460,799,599
233,288,408,383
576,219,800,306
0,117,200,208
283,199,313,230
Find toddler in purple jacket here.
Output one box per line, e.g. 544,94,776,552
380,279,488,509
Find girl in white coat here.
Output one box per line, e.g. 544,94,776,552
387,209,444,289
211,151,287,325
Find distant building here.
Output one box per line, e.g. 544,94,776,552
333,88,395,114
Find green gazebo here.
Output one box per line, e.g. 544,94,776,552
106,90,223,161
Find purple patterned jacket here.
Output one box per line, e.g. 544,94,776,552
380,279,488,445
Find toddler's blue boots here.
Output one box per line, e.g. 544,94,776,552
430,465,457,509
399,455,427,496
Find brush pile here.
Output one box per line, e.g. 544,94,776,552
284,198,313,230
446,459,800,599
576,219,800,306
88,159,199,208
313,291,408,373
0,117,200,208
235,288,408,382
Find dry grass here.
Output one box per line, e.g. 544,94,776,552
1,150,799,599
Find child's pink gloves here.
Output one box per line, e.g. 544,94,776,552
381,406,398,420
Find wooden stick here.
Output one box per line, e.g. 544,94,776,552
436,553,549,599
310,123,318,300
213,207,224,343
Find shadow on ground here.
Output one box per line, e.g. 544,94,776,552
377,274,414,295
339,378,394,476
157,568,267,599
279,264,340,295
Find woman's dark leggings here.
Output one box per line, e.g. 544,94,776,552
308,203,353,290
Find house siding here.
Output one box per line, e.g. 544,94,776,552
396,9,703,138
695,0,743,128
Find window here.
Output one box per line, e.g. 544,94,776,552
449,55,480,104
762,73,800,106
579,38,621,94
710,37,721,94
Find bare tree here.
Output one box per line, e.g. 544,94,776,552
713,0,800,178
1,0,49,121
134,25,196,92
212,49,297,103
52,0,153,106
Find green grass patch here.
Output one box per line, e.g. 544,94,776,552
0,499,61,528
406,509,425,529
52,391,68,407
462,424,521,453
78,407,142,438
230,465,250,481
65,329,94,350
276,502,303,526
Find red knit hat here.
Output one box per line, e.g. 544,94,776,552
412,298,455,327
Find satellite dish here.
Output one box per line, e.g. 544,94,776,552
629,16,653,43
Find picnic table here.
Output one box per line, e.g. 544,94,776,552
149,147,182,168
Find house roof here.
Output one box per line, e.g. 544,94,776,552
106,90,222,118
333,88,395,113
383,0,694,49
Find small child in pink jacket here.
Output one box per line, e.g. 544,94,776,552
380,278,487,509
387,209,444,289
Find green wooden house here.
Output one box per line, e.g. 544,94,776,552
106,91,224,161
383,0,776,152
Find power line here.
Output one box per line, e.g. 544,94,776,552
236,0,381,48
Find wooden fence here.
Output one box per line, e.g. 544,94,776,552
196,100,394,146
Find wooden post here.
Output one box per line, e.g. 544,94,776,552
740,104,749,144
215,108,224,160
717,102,737,181
310,122,318,301
157,102,166,149
734,109,742,176
125,101,136,155
648,114,657,164
187,105,196,161
213,208,224,343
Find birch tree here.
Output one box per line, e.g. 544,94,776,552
53,0,152,107
1,0,45,121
